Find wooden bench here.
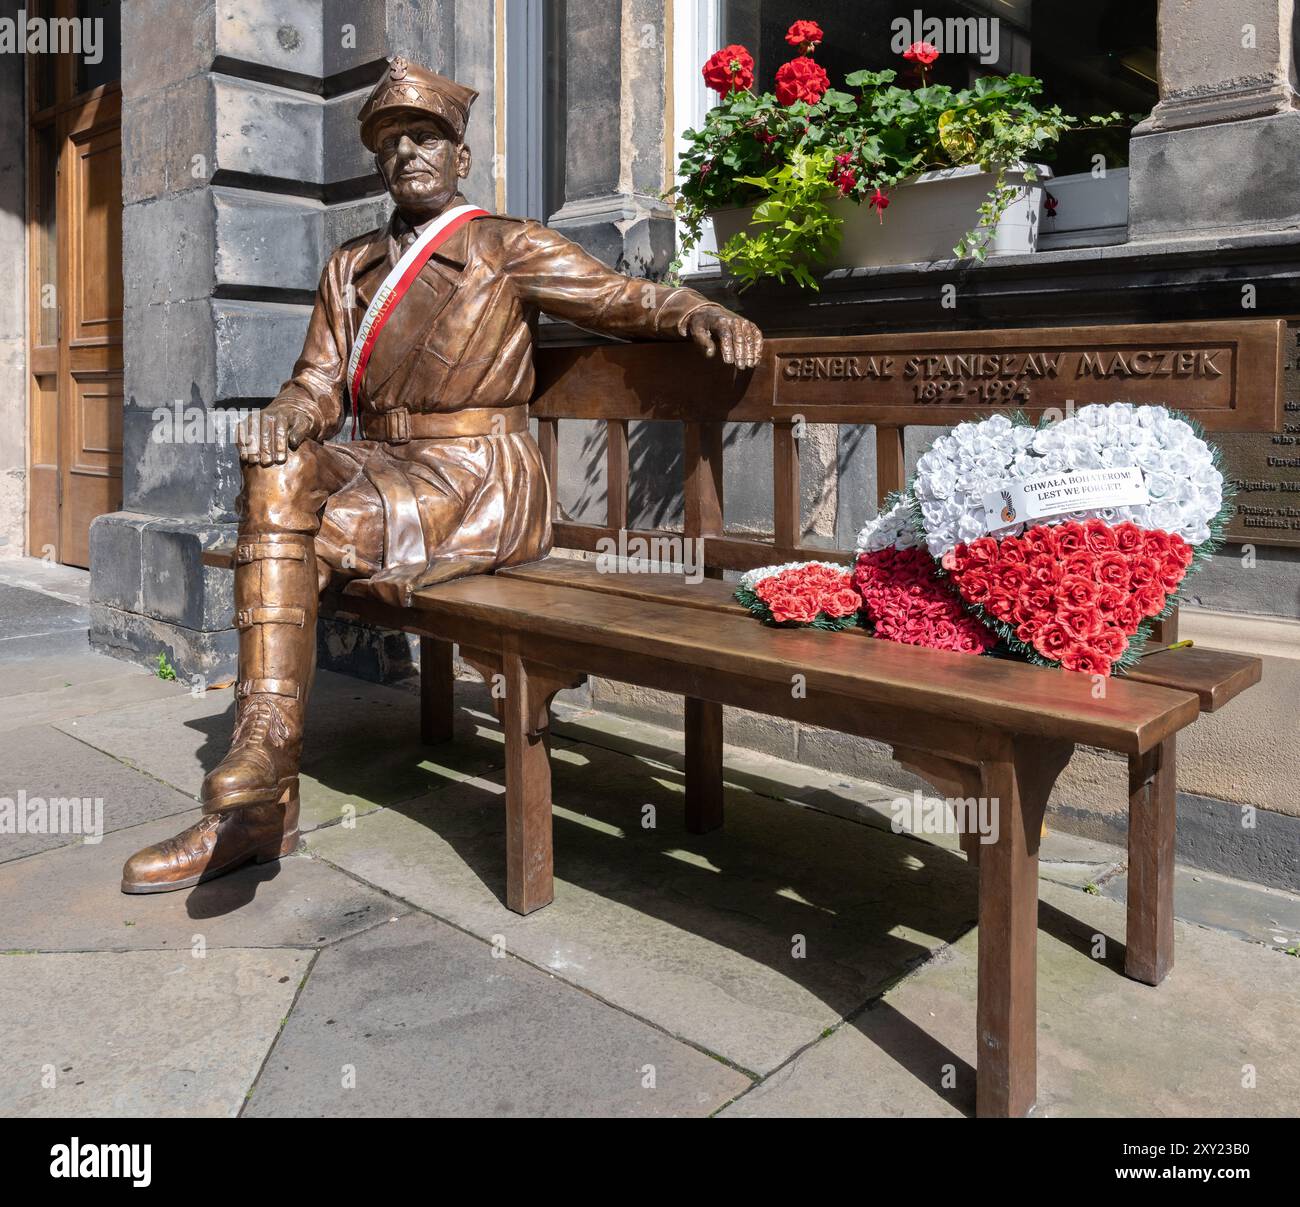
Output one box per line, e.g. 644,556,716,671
205,325,1276,1116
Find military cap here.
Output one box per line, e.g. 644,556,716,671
358,56,478,149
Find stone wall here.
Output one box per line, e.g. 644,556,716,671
90,0,496,677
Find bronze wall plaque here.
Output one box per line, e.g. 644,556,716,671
770,320,1286,431
1220,329,1300,547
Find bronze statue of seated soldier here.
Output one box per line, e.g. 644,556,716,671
122,57,762,893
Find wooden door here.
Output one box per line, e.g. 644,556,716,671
27,9,123,568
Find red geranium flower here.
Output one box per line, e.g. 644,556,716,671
902,41,940,66
784,20,823,54
775,56,830,106
702,44,754,95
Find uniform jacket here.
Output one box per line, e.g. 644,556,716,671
273,197,718,434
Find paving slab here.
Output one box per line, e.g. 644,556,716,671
307,741,979,1075
0,661,184,732
0,649,146,697
243,912,750,1117
1101,865,1300,949
53,672,508,830
0,725,196,862
721,880,1300,1117
0,628,102,662
0,581,89,640
0,809,408,952
0,947,310,1117
0,556,91,605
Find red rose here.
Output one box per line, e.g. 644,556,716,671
902,41,939,66
702,44,754,95
1026,585,1055,614
1135,584,1167,619
1060,644,1113,676
827,587,863,618
1113,522,1144,553
1091,627,1129,661
1096,552,1130,589
1158,556,1187,592
992,562,1031,593
1129,555,1160,587
784,19,824,53
984,589,1017,620
1061,574,1099,609
959,570,992,605
998,536,1029,564
1016,620,1040,644
1060,551,1095,581
1033,621,1074,660
1061,606,1103,641
1028,558,1062,588
965,537,999,566
1023,526,1060,557
1142,529,1171,557
932,619,959,648
1114,601,1141,631
771,593,817,624
1055,523,1087,555
775,56,830,105
1083,518,1118,553
1095,585,1125,617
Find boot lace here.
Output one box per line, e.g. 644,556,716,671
231,696,290,749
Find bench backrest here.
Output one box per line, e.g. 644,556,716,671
531,320,1287,579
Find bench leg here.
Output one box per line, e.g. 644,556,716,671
684,697,724,834
503,650,554,915
976,739,1069,1118
1125,738,1176,986
419,636,455,745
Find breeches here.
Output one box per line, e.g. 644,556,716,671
236,431,553,597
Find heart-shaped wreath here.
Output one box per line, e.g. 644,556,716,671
857,403,1229,675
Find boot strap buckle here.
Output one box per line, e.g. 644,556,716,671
236,541,310,565
235,606,306,630
236,678,300,700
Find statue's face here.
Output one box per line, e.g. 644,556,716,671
373,113,470,218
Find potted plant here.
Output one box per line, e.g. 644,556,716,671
670,22,1128,288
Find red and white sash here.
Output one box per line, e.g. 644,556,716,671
345,203,489,428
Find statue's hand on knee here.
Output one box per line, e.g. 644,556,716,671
237,405,316,467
